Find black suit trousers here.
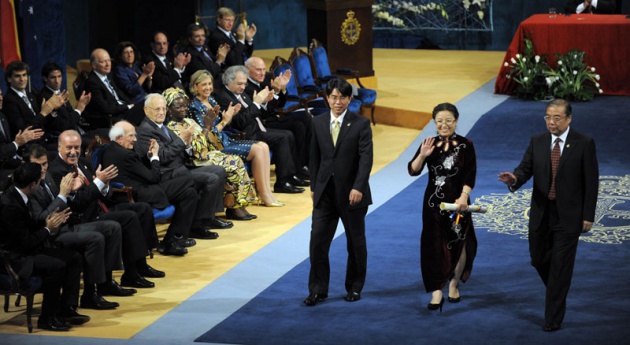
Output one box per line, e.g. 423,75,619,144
529,201,580,325
33,248,82,316
160,176,198,240
309,179,368,295
253,128,296,184
265,112,312,168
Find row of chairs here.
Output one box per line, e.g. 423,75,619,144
269,39,378,125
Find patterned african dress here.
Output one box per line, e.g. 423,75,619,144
189,96,257,160
408,134,478,292
167,118,257,208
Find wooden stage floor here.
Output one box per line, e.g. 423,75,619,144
0,49,505,338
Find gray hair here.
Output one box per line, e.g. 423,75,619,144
222,65,248,85
144,93,166,107
109,121,130,141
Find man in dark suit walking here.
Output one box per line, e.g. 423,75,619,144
304,78,373,306
499,99,599,332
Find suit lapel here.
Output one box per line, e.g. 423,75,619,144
557,130,576,171
335,112,354,150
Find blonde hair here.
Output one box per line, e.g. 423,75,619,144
188,70,213,96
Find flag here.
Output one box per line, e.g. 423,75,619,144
0,0,22,69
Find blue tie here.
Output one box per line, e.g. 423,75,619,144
161,125,171,140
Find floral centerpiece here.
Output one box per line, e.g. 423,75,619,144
504,38,602,101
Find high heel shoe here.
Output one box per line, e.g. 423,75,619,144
427,297,444,312
448,286,461,303
262,201,284,207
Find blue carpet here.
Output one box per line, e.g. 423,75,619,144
196,96,630,345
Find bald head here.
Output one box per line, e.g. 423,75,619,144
245,57,266,83
90,48,112,75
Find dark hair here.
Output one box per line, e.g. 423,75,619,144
152,30,168,43
547,99,572,117
12,162,41,189
115,41,140,65
432,102,459,120
23,144,48,162
186,22,208,39
5,61,29,82
325,78,353,97
41,61,63,78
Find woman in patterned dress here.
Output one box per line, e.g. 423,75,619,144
407,102,478,312
163,87,257,221
186,70,283,207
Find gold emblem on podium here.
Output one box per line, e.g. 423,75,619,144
341,10,361,46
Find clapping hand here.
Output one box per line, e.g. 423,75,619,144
14,126,44,146
253,87,271,105
95,164,118,184
271,69,291,93
46,208,72,234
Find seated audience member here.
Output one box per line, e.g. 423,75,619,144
182,23,229,87
113,41,154,104
39,61,92,139
0,162,87,331
26,144,125,310
82,48,145,129
134,93,232,234
103,120,198,255
208,7,256,68
145,31,191,94
0,88,44,185
164,87,259,218
2,61,64,146
214,65,308,194
564,0,617,13
245,57,311,180
49,130,161,290
183,72,283,206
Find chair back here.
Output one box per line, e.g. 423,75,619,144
0,249,43,333
289,47,319,92
72,70,90,101
85,135,111,169
308,39,333,80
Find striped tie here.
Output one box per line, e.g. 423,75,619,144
548,138,561,200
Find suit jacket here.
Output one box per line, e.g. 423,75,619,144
0,111,22,172
182,44,223,86
310,111,373,209
82,71,132,129
102,141,170,208
0,187,51,279
38,87,83,135
245,74,288,122
29,173,69,225
48,156,113,225
2,88,49,136
213,85,263,139
144,51,183,93
511,128,599,233
112,64,148,104
564,0,616,14
135,117,190,179
208,28,253,67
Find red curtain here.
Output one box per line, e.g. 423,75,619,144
0,0,22,69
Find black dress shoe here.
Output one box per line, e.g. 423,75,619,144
207,217,234,229
138,264,166,278
274,181,305,194
158,240,188,256
343,291,361,302
80,292,119,310
190,227,220,239
174,235,196,247
98,280,137,296
58,306,90,325
303,293,328,306
297,166,311,180
289,175,310,187
225,208,256,220
38,315,71,331
121,273,155,288
543,323,561,332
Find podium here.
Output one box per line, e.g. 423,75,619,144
305,0,374,78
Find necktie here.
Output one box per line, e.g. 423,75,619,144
236,95,249,108
103,77,123,104
202,49,214,63
41,181,55,202
0,120,7,140
161,57,168,68
161,125,171,140
548,138,561,200
229,32,237,43
74,165,109,213
22,94,36,115
332,119,340,146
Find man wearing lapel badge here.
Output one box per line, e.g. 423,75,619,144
499,99,599,332
304,78,373,306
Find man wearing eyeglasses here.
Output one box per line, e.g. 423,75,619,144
498,99,599,332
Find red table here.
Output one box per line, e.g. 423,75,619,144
495,14,630,96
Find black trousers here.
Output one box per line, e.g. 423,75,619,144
33,247,82,317
264,112,312,169
160,175,198,240
529,201,581,326
253,128,296,185
308,179,368,295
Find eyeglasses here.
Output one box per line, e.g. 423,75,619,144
435,119,456,126
543,115,566,122
328,95,350,102
147,106,167,113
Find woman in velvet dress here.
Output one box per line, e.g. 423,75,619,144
112,41,154,104
407,102,477,312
